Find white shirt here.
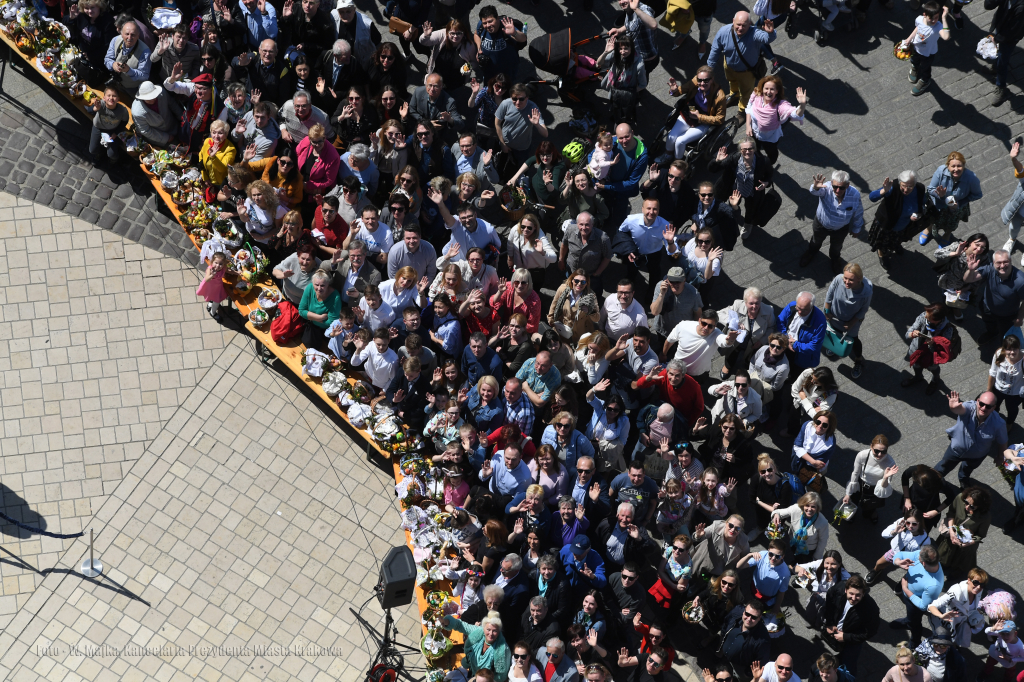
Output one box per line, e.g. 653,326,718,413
684,239,722,278
352,343,398,389
379,280,418,311
359,298,396,332
761,662,803,682
353,220,394,254
666,320,730,375
618,213,669,255
837,601,853,631
601,294,649,339
788,312,808,337
343,269,361,304
990,355,1024,396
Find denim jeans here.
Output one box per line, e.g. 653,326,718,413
935,444,985,485
996,43,1017,87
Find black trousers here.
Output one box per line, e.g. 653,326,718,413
805,218,850,261
910,51,934,83
994,388,1023,424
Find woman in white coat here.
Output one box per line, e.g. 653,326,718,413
841,434,898,523
508,213,557,292
773,491,831,565
927,567,988,647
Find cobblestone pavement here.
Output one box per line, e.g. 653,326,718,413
1,0,1024,679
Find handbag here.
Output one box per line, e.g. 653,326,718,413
797,465,827,493
387,16,413,35
271,299,304,343
823,327,853,358
730,28,768,79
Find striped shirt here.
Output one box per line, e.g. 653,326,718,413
501,393,535,435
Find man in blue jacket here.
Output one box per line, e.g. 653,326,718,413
777,291,826,371
559,534,608,599
707,12,777,120
591,123,649,227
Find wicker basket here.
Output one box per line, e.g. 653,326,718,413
500,186,528,222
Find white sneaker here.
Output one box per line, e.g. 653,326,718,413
1004,239,1015,254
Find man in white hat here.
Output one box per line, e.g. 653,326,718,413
331,0,380,70
130,81,178,148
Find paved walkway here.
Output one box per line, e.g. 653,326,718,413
0,0,1024,679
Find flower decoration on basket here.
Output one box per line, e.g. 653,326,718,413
681,600,703,624
951,524,973,544
420,627,453,663
764,518,786,540
763,609,791,638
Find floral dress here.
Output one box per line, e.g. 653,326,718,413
423,413,465,453
649,543,693,608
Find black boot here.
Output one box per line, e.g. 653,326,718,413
1005,505,1024,534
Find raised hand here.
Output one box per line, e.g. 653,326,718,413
715,146,728,162
529,108,542,126
795,86,809,105
422,20,432,35
589,481,601,501
575,504,586,520
762,18,774,32
282,0,294,16
250,88,262,104
418,276,430,293
812,173,827,190
595,377,612,393
316,76,326,94
501,16,516,34
1013,140,1021,160
482,149,493,166
433,367,443,383
948,390,962,410
882,176,892,195
648,163,661,183
427,187,443,205
399,101,409,118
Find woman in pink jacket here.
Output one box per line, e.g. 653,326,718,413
296,123,341,204
744,75,809,165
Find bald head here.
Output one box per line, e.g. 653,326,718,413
614,123,636,151
978,392,998,418
733,11,752,36
775,655,794,682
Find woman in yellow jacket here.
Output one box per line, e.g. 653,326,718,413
198,120,237,186
240,143,304,210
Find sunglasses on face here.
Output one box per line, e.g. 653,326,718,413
699,320,714,328
380,54,395,61
777,666,792,672
768,552,784,560
720,580,736,587
416,131,431,138
511,96,526,103
814,419,829,427
872,448,887,456
716,677,734,682
696,239,711,245
726,522,740,530
621,573,637,581
978,401,995,409
742,612,760,620
769,343,783,350
964,501,976,509
699,192,714,197
970,579,985,586
513,653,529,661
390,206,405,213
761,467,774,474
572,278,587,285
578,468,594,475
734,382,748,388
556,423,572,429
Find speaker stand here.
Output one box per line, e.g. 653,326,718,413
350,606,420,682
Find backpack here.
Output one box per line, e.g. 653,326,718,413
777,473,805,498
947,325,962,362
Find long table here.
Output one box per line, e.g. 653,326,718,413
1,30,465,671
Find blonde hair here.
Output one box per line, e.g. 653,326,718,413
209,119,231,135
477,375,499,395
577,332,610,355
246,179,280,213
894,642,915,664
549,411,576,427
456,171,480,193
756,453,776,473
526,484,545,499
511,268,534,297
308,123,326,142
283,209,303,226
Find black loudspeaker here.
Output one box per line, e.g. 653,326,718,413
377,545,416,610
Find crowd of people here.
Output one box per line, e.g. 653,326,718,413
40,0,1024,677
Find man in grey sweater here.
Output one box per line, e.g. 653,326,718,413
824,262,873,379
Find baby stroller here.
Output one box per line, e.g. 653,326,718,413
528,28,608,104
651,106,735,178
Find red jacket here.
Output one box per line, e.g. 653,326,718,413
636,370,705,426
297,136,341,196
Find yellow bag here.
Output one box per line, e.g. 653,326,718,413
660,0,695,34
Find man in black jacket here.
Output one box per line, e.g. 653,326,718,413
821,576,880,675
385,356,431,430
718,600,771,681
279,0,336,62
313,39,368,113
707,140,774,241
604,563,646,650
520,596,561,654
495,553,531,642
232,39,291,105
572,457,612,524
988,0,1024,104
593,503,652,575
688,180,741,254
641,159,698,232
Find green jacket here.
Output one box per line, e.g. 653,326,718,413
444,617,512,682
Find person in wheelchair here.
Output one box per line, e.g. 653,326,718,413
665,65,726,162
